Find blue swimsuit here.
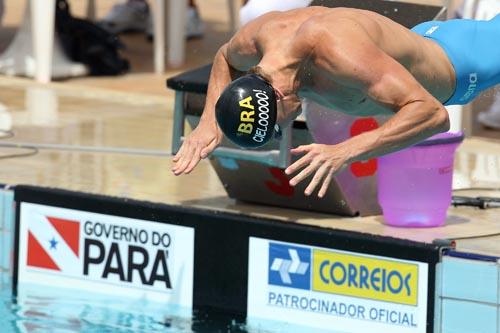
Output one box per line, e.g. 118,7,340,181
411,14,500,105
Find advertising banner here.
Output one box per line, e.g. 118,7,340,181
17,202,194,307
248,237,429,333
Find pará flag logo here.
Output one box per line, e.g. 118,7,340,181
26,215,80,273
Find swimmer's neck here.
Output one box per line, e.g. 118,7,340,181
257,61,300,97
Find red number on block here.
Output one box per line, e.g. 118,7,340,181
350,118,379,177
265,167,294,197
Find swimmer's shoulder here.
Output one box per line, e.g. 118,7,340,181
227,7,371,59
230,8,329,51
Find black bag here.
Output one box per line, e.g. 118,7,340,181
55,0,130,76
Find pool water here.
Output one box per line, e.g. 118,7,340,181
0,271,281,333
0,231,324,333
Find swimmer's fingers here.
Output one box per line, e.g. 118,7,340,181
304,163,329,196
316,148,349,197
172,142,189,174
184,145,203,174
289,160,319,187
304,159,345,197
318,168,336,198
285,144,315,176
172,141,197,175
172,142,186,163
173,132,221,175
290,144,311,155
287,143,349,196
173,136,195,166
286,154,313,179
200,137,219,159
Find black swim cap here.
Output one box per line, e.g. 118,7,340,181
215,74,277,148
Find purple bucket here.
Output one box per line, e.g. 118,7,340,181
377,132,464,228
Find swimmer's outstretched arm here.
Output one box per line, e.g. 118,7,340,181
172,44,236,175
171,47,255,174
172,16,267,175
285,21,450,197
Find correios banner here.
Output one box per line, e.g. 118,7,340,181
247,237,429,333
17,202,195,307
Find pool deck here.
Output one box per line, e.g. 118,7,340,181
1,78,500,257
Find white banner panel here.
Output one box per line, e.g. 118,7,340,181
17,202,194,307
248,237,429,333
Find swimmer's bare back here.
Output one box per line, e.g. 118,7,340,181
228,6,455,115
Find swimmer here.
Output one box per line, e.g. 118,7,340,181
172,7,500,197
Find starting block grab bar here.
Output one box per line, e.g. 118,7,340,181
171,91,293,169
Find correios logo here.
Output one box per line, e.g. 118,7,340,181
268,242,419,306
269,243,310,289
26,214,173,290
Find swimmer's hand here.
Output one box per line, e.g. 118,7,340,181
172,121,223,175
285,143,351,198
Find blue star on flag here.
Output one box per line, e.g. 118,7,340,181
49,237,58,250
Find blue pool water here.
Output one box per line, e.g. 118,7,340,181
0,272,331,333
0,271,269,333
0,233,319,333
